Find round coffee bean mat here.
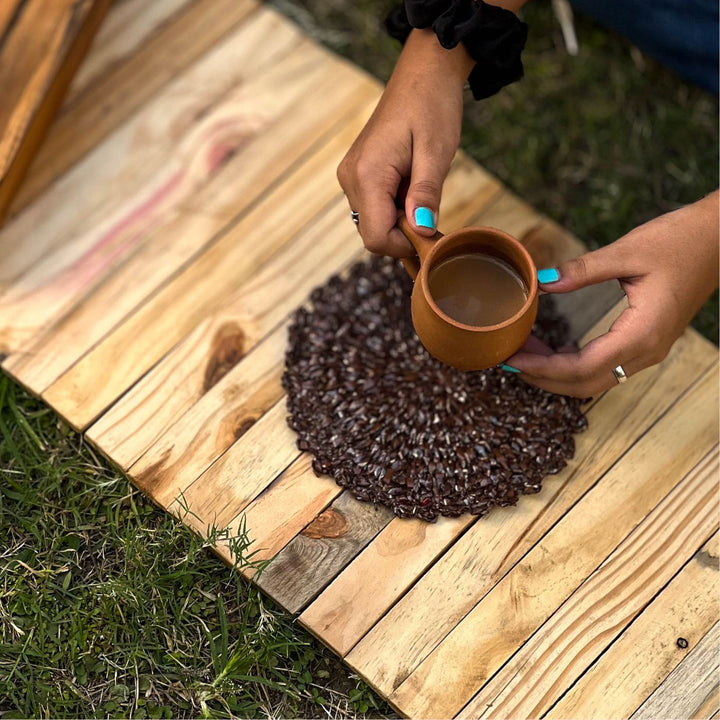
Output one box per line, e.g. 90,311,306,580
283,256,587,522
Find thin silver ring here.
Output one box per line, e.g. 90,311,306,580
612,365,628,384
350,210,360,226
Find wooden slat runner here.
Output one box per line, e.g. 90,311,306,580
1,2,717,717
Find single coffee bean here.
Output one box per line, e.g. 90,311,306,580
283,256,587,522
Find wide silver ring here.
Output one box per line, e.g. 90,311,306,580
350,210,360,226
612,365,628,384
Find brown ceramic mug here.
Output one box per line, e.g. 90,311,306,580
397,213,538,370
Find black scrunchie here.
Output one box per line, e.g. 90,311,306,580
385,0,528,100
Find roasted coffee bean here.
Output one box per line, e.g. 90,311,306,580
283,256,587,521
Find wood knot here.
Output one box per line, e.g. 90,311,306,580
302,508,348,539
203,323,245,392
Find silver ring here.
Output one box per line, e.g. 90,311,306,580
350,210,360,226
612,365,628,384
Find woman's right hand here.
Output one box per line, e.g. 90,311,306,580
337,28,474,258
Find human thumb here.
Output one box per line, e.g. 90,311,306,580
536,243,631,293
405,150,448,236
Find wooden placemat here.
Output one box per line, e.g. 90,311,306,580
1,1,717,717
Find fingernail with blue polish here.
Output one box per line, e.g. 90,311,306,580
537,267,560,284
414,206,435,229
500,364,521,374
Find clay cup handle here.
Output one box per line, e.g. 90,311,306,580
397,212,443,280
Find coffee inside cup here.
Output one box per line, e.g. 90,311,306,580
428,252,529,327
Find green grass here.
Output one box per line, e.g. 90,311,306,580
0,376,394,718
1,1,718,717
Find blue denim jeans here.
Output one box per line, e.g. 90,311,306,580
569,0,719,93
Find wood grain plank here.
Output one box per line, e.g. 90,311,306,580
631,623,719,720
0,0,23,41
4,39,379,392
65,0,195,102
383,367,718,718
0,13,315,360
0,0,111,222
544,543,719,720
257,493,394,614
345,326,717,697
8,0,258,217
458,457,719,719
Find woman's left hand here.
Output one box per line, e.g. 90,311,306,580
504,191,719,397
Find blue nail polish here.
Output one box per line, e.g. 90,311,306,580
414,207,435,229
537,268,560,284
500,364,521,374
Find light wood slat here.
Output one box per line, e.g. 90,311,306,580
458,455,719,719
0,6,296,303
345,326,716,696
466,192,624,341
304,322,710,657
4,45,379,393
65,0,195,103
383,367,718,718
0,19,326,362
545,539,719,720
8,0,258,217
257,493,394,614
0,0,112,222
37,97,380,430
84,153,501,467
633,624,719,720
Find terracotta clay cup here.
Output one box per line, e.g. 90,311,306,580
398,212,538,370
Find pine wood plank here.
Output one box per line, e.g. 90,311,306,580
4,40,379,393
0,14,318,360
76,120,375,451
383,367,718,718
256,493,394,614
65,0,195,103
0,3,294,291
0,0,23,40
458,457,719,719
0,0,111,223
545,540,719,720
345,326,716,696
84,152,501,466
8,0,258,217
